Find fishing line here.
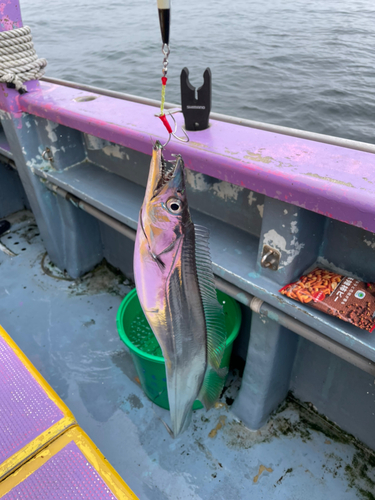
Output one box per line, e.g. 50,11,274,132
156,0,189,147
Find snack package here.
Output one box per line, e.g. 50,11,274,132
280,267,375,332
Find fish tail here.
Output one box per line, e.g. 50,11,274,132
169,390,195,437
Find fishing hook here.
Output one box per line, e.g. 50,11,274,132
156,109,190,149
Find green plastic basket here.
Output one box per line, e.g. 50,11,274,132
116,288,242,410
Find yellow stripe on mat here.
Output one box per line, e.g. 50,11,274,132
0,416,76,482
0,426,139,499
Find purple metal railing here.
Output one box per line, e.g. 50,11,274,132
14,80,375,233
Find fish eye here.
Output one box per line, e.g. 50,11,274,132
166,198,183,214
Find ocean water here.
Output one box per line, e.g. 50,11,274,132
21,0,375,143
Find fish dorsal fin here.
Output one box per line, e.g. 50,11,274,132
194,224,228,409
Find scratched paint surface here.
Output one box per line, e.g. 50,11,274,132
0,0,22,30
8,81,375,233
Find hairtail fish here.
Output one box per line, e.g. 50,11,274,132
134,141,227,437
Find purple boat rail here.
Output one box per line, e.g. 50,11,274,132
1,79,373,233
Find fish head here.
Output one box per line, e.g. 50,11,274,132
140,142,190,261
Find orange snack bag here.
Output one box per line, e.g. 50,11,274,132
280,267,375,332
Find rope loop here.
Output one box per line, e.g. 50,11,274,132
0,26,47,93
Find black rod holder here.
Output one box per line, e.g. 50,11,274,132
180,67,211,131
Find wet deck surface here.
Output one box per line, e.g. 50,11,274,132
1,211,374,500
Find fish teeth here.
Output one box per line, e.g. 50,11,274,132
157,154,177,190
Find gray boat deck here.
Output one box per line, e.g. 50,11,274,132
0,211,374,500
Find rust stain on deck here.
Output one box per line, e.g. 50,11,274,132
253,465,273,483
214,401,228,410
208,415,227,438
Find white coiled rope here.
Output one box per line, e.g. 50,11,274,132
0,26,47,93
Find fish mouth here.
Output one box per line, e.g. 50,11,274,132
154,143,182,192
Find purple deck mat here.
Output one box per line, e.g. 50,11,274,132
3,441,117,499
0,335,64,463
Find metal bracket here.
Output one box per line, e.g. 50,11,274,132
42,147,54,165
261,245,280,271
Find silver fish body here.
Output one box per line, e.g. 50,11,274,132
134,142,227,437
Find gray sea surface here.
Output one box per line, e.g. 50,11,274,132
21,0,375,143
